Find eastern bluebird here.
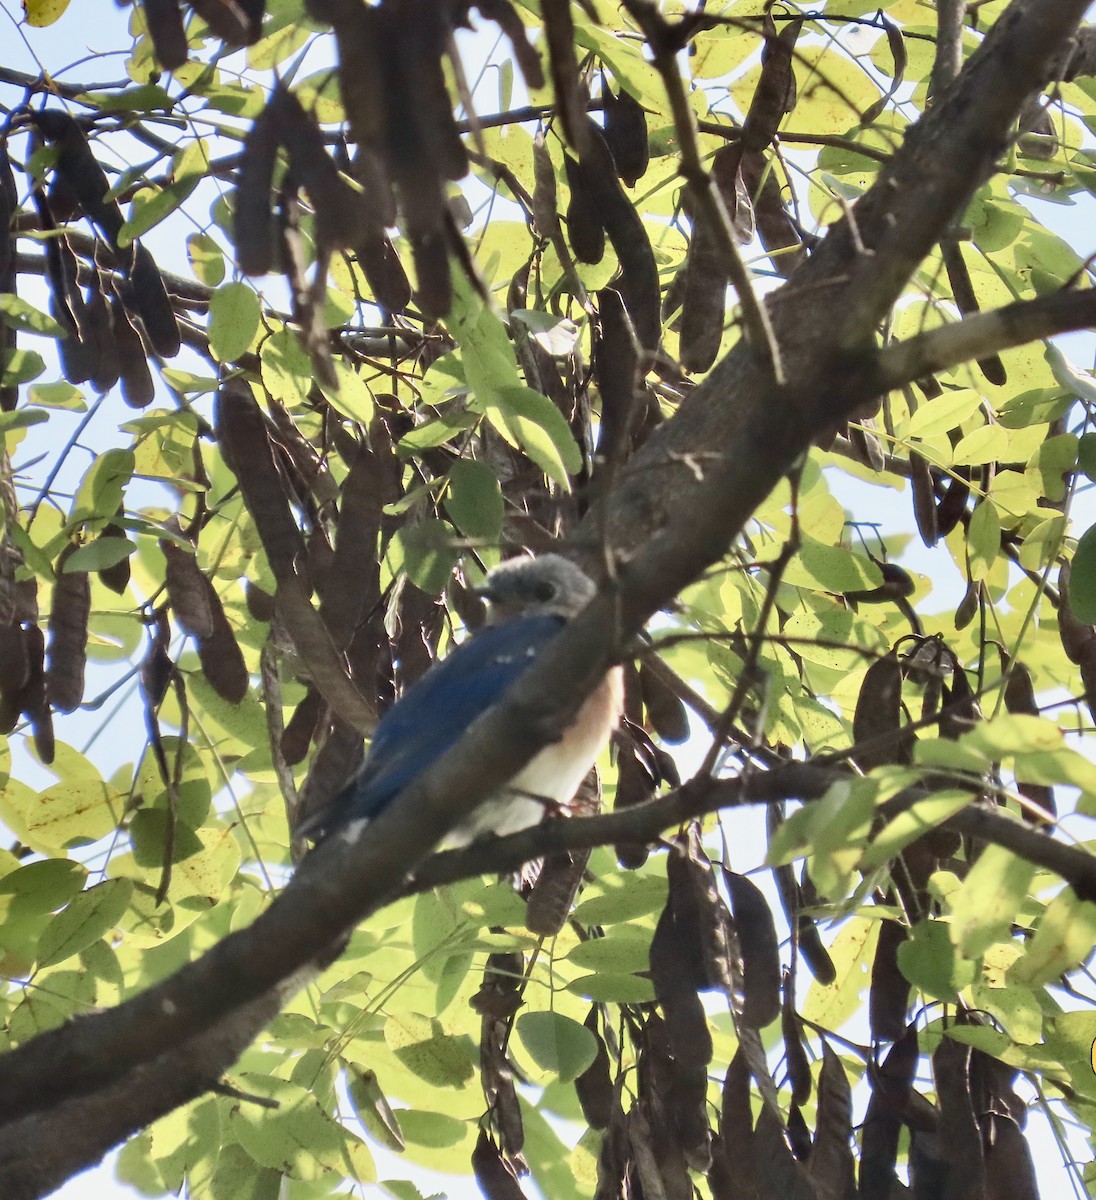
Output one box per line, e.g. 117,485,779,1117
301,554,623,847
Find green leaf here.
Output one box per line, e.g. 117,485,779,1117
3,781,124,850
571,873,667,925
444,460,503,540
117,140,209,247
71,448,134,524
1,349,46,387
0,408,48,431
260,327,314,406
208,282,261,363
949,845,1035,958
229,1073,376,1181
28,380,86,410
860,789,974,871
517,1012,598,1082
783,538,882,592
36,878,134,967
967,500,1001,582
1010,887,1096,988
186,232,226,287
1070,523,1096,623
384,1013,476,1087
565,972,656,1004
393,520,461,594
1078,432,1096,483
63,538,136,573
906,389,982,439
566,927,651,974
317,359,374,425
897,918,977,1000
0,294,66,337
0,858,88,916
488,386,582,486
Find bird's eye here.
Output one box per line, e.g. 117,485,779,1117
533,580,557,601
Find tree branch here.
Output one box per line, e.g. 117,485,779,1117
869,286,1096,391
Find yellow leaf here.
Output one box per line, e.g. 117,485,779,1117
22,0,71,27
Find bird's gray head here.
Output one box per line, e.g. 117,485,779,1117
478,554,597,623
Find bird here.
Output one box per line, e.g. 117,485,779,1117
300,553,623,847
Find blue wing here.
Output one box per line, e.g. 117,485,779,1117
324,614,565,832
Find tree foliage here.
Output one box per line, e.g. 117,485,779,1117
2,1,1096,1198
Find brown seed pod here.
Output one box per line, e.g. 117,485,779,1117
85,281,119,394
214,380,307,582
601,81,648,186
592,288,640,466
142,0,189,69
574,1007,613,1131
724,869,781,1029
542,0,588,154
577,118,659,351
235,102,280,276
742,16,801,153
740,150,805,277
563,152,605,265
810,1044,856,1198
869,918,910,1043
679,201,728,375
46,543,90,714
781,976,811,1106
127,243,181,359
110,290,156,409
355,233,412,313
31,110,125,248
471,1129,528,1200
853,647,906,770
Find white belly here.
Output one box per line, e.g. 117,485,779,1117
444,667,623,847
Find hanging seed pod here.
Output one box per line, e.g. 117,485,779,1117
110,290,156,409
0,145,15,413
142,0,189,69
23,624,54,764
273,84,367,252
740,150,805,277
853,647,905,770
679,201,728,375
869,918,910,1042
860,1022,918,1198
564,152,605,264
235,102,280,276
45,544,90,714
602,81,648,186
188,0,254,47
542,0,587,154
781,977,811,1106
577,118,659,351
637,663,689,743
809,1044,856,1199
574,1007,613,1131
475,0,543,88
31,110,125,248
94,506,133,597
355,233,412,313
85,281,120,394
215,380,307,582
909,451,938,547
741,16,801,153
127,243,180,358
724,869,781,1028
472,1130,528,1200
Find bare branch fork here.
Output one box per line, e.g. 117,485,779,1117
0,1,1089,1196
